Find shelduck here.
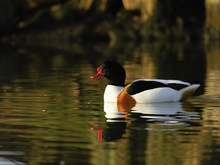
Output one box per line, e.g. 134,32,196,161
90,60,200,104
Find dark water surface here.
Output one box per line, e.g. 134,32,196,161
0,42,220,165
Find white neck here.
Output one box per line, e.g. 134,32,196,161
104,85,124,102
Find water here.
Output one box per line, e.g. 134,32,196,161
0,42,219,165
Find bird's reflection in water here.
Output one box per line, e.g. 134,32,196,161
99,122,127,141
93,101,200,142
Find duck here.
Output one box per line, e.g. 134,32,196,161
90,60,200,104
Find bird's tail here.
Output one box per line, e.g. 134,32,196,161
180,84,200,101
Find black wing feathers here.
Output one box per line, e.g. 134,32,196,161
126,81,168,95
126,81,189,95
168,83,188,90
